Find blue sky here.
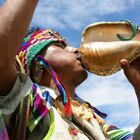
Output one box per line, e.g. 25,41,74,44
1,0,140,131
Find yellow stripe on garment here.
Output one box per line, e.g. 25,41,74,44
43,109,55,140
16,55,26,74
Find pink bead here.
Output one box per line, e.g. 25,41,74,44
71,129,78,136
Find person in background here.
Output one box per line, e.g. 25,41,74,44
0,0,139,139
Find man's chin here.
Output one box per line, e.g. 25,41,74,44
76,70,88,86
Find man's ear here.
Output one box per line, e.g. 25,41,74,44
31,61,43,83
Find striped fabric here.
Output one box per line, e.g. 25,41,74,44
0,83,53,139
103,124,133,140
27,83,53,132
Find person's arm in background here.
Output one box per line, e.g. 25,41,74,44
0,0,39,95
120,57,140,112
120,57,140,139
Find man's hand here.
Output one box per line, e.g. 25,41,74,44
120,57,140,91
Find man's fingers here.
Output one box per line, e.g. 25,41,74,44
120,59,131,77
120,59,129,68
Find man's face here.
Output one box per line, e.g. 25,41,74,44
43,44,88,86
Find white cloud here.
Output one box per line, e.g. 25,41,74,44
95,0,137,15
76,70,137,106
103,102,139,130
32,0,140,30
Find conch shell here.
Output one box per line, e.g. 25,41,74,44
79,20,140,76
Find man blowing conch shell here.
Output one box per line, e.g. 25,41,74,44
0,0,139,139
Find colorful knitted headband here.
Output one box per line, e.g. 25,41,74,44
16,29,68,75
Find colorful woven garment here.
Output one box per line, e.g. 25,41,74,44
27,83,53,132
16,56,72,134
0,79,54,139
103,124,133,140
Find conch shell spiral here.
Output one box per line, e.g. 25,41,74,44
79,20,140,76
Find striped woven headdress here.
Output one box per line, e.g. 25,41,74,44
16,28,68,75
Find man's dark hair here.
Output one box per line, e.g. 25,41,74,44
26,26,40,37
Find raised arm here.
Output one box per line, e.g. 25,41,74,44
120,58,140,115
0,0,39,95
